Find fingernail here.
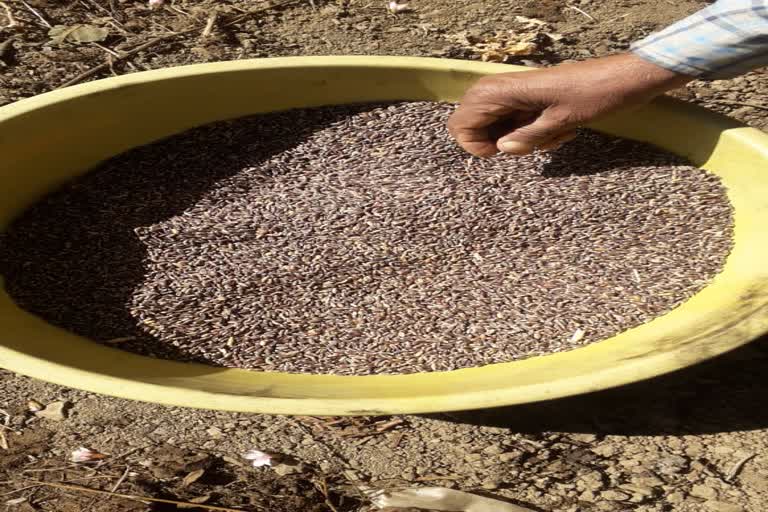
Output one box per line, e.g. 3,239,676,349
499,141,532,155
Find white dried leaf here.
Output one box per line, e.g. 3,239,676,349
372,487,536,511
148,0,164,9
27,400,44,412
71,447,106,463
387,1,411,13
5,497,27,506
243,449,273,467
35,401,70,421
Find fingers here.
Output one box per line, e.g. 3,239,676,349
496,107,578,155
448,108,542,158
446,123,501,158
447,79,534,158
448,74,581,157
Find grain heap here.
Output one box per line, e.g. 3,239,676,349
0,102,734,375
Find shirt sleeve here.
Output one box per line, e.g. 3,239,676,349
630,0,768,79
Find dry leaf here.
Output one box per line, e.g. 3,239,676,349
446,29,551,62
0,431,8,450
177,495,210,509
35,401,71,421
478,33,541,62
27,399,44,412
5,497,27,506
71,447,107,463
243,449,273,467
181,468,205,487
372,487,536,511
387,1,411,13
49,24,109,45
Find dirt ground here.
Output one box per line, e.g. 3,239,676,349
1,0,767,511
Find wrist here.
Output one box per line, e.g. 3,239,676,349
613,52,695,97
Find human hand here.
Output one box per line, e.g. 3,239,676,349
447,53,693,157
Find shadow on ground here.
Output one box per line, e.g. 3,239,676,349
430,335,768,436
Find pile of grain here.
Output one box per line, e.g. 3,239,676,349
0,102,734,375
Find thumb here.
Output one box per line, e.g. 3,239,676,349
496,108,575,155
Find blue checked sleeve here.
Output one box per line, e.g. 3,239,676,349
630,0,768,79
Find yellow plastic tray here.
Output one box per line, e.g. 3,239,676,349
1,56,767,415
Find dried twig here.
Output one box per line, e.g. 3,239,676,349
25,480,247,512
0,484,41,498
168,4,191,16
57,0,300,88
82,0,112,17
22,467,76,473
0,1,16,27
313,478,339,512
19,0,52,28
109,444,152,463
91,41,121,58
91,42,137,71
0,431,7,450
726,452,756,482
109,466,131,493
566,4,596,22
201,11,218,38
0,424,19,434
58,33,174,88
374,418,404,432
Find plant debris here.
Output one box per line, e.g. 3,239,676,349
26,400,43,413
371,486,536,511
34,401,71,421
243,450,273,468
387,1,411,14
48,24,109,45
71,447,107,463
181,468,205,487
446,30,550,61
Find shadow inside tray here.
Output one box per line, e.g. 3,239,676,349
426,334,768,435
0,104,387,365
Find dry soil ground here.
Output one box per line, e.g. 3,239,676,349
1,0,767,511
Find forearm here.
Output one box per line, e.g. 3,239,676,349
630,0,768,79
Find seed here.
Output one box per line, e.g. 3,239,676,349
0,102,734,376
